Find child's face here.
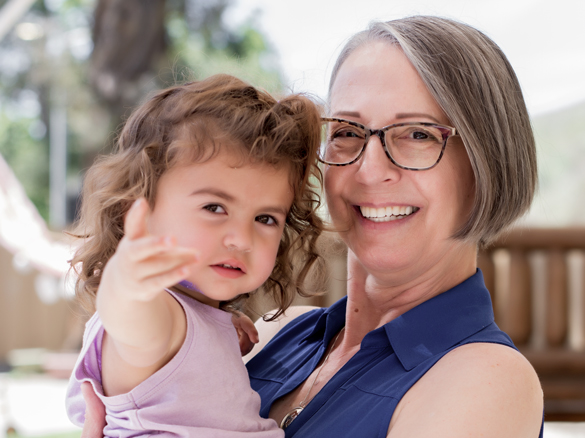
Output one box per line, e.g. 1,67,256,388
147,149,294,306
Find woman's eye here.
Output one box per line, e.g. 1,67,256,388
204,204,226,214
408,127,442,142
332,128,363,139
256,215,278,226
411,130,430,140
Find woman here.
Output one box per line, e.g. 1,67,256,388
80,16,543,437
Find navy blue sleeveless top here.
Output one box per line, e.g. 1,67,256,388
247,270,544,437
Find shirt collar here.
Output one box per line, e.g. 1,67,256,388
386,269,494,370
301,269,494,371
301,295,347,345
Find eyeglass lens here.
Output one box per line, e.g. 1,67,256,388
320,120,447,169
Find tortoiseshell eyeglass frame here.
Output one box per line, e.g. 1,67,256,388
319,117,459,171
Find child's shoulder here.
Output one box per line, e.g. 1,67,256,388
82,311,104,344
165,289,233,327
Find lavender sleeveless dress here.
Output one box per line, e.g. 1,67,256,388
66,290,282,438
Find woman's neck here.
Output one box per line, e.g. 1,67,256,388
340,243,478,349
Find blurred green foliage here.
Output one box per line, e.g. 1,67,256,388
0,0,283,226
0,113,50,219
167,14,282,93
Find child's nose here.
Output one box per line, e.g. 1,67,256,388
223,224,253,253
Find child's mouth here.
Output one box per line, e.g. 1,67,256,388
212,261,246,278
217,263,242,271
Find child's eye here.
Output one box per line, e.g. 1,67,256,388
256,215,278,226
204,204,226,214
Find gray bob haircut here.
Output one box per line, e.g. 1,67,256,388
329,16,537,247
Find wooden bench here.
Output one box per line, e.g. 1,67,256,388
479,228,585,421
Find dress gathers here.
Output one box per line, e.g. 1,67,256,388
247,270,544,438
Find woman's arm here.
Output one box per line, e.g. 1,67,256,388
80,382,106,438
243,306,318,363
387,343,543,438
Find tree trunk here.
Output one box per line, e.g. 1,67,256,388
90,0,167,110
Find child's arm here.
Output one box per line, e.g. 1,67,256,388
97,198,198,396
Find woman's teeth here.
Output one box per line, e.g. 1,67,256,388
359,205,417,222
219,264,240,271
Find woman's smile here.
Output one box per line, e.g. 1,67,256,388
357,205,419,222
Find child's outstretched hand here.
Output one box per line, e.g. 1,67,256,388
231,311,259,356
96,198,199,380
100,198,199,304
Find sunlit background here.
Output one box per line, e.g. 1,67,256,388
0,0,584,436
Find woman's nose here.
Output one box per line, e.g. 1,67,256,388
353,134,401,185
223,223,253,253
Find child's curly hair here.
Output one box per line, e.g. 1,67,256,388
70,74,324,320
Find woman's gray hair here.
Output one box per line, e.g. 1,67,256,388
329,16,537,247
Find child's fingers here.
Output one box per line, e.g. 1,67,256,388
102,246,198,302
231,310,259,356
139,263,196,293
232,311,260,346
131,249,198,282
122,235,179,263
236,327,255,356
124,198,150,241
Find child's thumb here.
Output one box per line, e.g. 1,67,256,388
124,198,150,240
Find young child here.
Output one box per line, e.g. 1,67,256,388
65,74,323,437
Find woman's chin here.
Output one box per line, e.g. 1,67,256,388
348,239,417,271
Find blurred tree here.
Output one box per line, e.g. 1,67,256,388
90,0,282,118
90,0,167,116
0,0,283,226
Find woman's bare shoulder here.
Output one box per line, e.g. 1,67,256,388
388,342,543,438
243,306,319,363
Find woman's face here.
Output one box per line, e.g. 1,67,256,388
325,42,476,279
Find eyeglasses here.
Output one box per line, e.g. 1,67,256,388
319,117,458,170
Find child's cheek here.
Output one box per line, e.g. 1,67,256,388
261,242,282,283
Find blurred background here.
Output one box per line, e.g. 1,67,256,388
0,0,584,436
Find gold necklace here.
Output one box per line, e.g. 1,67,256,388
279,327,345,429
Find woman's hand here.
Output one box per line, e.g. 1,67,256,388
231,311,259,356
80,382,106,438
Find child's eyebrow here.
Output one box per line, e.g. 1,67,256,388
190,188,235,201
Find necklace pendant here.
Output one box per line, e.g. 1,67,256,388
280,406,304,429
